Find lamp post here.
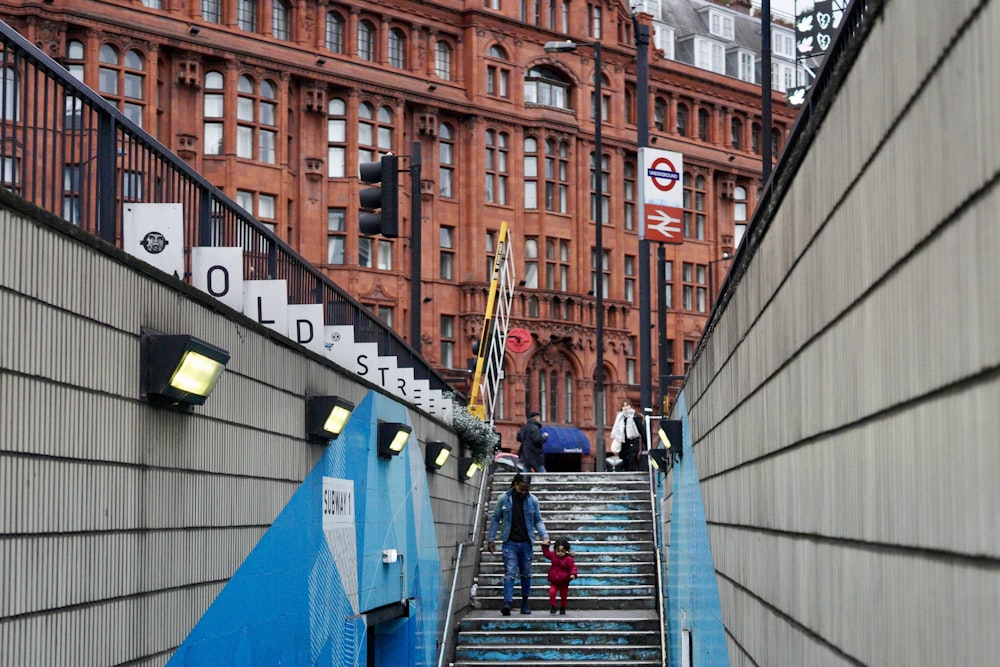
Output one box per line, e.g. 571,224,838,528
544,39,606,471
707,253,733,311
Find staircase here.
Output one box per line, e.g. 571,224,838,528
453,471,664,666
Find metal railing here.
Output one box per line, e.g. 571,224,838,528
0,19,451,394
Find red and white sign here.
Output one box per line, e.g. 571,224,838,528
638,148,684,244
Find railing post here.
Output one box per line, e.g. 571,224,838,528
96,115,117,243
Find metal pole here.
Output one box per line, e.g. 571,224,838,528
657,244,667,415
409,141,422,352
594,42,605,473
762,0,773,183
634,19,653,421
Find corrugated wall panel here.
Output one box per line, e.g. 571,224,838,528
683,0,1000,664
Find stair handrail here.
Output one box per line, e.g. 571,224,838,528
646,456,669,667
437,462,493,667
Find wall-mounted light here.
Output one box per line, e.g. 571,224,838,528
649,448,670,472
188,25,200,35
424,441,452,471
378,422,412,459
660,419,683,462
316,57,327,66
306,395,355,443
458,457,481,482
141,328,229,410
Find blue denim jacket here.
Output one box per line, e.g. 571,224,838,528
487,489,548,543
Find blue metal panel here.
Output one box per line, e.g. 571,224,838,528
168,391,440,666
666,391,729,666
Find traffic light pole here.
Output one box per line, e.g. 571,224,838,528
409,141,423,353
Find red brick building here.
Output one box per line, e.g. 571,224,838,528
3,0,796,465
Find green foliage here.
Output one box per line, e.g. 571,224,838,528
446,393,499,466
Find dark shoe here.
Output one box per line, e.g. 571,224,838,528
550,605,558,614
520,603,532,615
559,607,566,615
501,605,511,616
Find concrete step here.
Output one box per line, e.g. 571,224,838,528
454,643,662,662
459,629,660,646
476,572,655,587
476,591,657,610
458,609,661,633
478,560,656,575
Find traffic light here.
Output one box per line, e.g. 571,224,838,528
359,154,399,237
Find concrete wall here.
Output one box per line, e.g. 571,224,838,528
678,0,1000,664
0,192,480,665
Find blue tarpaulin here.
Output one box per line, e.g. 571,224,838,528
541,426,591,455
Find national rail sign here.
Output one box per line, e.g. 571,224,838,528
638,147,684,243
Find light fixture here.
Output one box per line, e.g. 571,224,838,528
141,328,229,409
660,419,683,462
306,395,355,442
316,57,327,66
424,441,452,471
543,40,579,54
458,457,481,482
378,422,412,459
188,25,200,35
427,83,437,91
422,296,433,303
649,448,670,472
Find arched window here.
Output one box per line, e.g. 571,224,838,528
97,45,146,127
439,123,455,198
731,117,743,149
203,71,224,155
358,102,394,165
524,66,570,110
752,122,761,154
271,0,289,40
236,75,277,163
388,28,406,68
358,20,375,61
676,103,688,136
325,13,344,53
733,185,748,248
327,97,347,177
624,160,636,231
697,107,710,141
654,97,666,131
435,41,453,80
523,136,539,210
487,45,510,98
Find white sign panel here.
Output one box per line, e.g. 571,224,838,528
324,325,355,368
191,246,244,311
287,304,325,356
322,477,358,614
243,280,288,336
638,147,684,244
122,203,185,278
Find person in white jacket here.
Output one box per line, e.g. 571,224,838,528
610,400,645,471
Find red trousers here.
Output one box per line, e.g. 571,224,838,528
549,583,570,607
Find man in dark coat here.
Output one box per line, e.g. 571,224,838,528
517,411,548,473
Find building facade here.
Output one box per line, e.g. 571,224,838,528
3,0,797,463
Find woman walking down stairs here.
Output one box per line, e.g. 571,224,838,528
452,471,664,666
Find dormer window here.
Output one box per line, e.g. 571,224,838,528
708,9,734,41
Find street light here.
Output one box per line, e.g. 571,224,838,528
544,39,606,472
707,253,734,310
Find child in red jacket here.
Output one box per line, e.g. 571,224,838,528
542,538,578,614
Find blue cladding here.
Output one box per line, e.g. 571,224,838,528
666,391,730,665
168,391,440,667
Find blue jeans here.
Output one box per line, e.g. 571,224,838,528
501,541,535,605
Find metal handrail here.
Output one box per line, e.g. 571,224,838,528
643,434,669,666
436,465,492,667
0,19,451,394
